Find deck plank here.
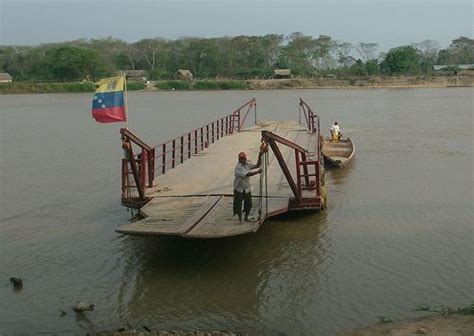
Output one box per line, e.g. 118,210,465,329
185,196,290,238
116,196,221,236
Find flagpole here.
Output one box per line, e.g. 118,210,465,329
123,73,129,129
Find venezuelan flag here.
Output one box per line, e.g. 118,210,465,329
91,76,126,123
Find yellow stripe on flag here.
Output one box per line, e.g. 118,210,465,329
95,76,125,93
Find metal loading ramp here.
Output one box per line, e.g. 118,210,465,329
116,195,289,238
117,115,324,238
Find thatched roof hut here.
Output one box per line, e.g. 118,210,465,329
0,72,13,83
176,69,193,81
273,69,291,79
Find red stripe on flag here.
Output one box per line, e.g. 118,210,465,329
92,106,126,123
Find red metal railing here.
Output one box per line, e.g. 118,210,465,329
153,98,256,176
262,130,321,210
121,128,155,207
121,98,256,207
260,99,324,210
298,98,321,160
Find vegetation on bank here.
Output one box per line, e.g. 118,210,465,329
0,80,251,94
156,80,249,90
2,76,474,94
0,81,146,94
413,302,474,316
1,34,473,83
374,302,474,327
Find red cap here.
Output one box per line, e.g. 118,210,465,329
238,152,246,159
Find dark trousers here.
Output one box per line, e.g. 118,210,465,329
233,189,252,217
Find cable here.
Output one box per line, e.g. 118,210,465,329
264,150,268,219
258,155,263,220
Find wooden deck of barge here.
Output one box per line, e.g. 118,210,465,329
116,120,322,238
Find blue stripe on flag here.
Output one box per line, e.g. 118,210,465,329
92,92,124,109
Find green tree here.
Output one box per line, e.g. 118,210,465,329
45,46,108,81
437,37,474,65
382,46,421,75
365,59,379,75
448,36,474,64
283,32,316,76
349,59,366,76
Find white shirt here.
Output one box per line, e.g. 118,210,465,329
233,161,257,193
330,124,340,133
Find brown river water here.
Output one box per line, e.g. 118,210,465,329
0,88,473,335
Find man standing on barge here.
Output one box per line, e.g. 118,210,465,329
233,150,263,222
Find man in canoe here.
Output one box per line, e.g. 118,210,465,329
233,149,263,222
330,121,343,141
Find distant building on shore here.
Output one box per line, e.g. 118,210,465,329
273,69,291,79
175,69,194,81
118,70,147,82
0,73,13,83
433,64,474,75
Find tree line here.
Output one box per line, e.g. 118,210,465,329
0,33,472,82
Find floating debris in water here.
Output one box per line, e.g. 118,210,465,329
9,277,23,290
73,302,95,312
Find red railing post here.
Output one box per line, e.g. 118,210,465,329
187,133,191,159
180,136,184,163
301,152,310,187
200,127,204,150
172,140,176,168
194,130,198,154
162,143,166,174
149,148,154,188
141,149,147,187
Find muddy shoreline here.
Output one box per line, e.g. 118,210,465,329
246,75,474,90
94,313,474,336
338,313,474,336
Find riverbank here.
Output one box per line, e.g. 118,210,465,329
338,313,474,336
0,76,472,94
247,75,474,89
94,313,474,336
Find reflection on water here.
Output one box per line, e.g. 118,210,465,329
0,88,473,335
326,158,356,186
118,212,329,335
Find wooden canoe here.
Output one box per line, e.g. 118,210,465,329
321,137,355,168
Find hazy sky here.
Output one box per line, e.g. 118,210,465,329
1,0,472,52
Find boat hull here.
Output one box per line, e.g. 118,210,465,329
321,137,355,168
